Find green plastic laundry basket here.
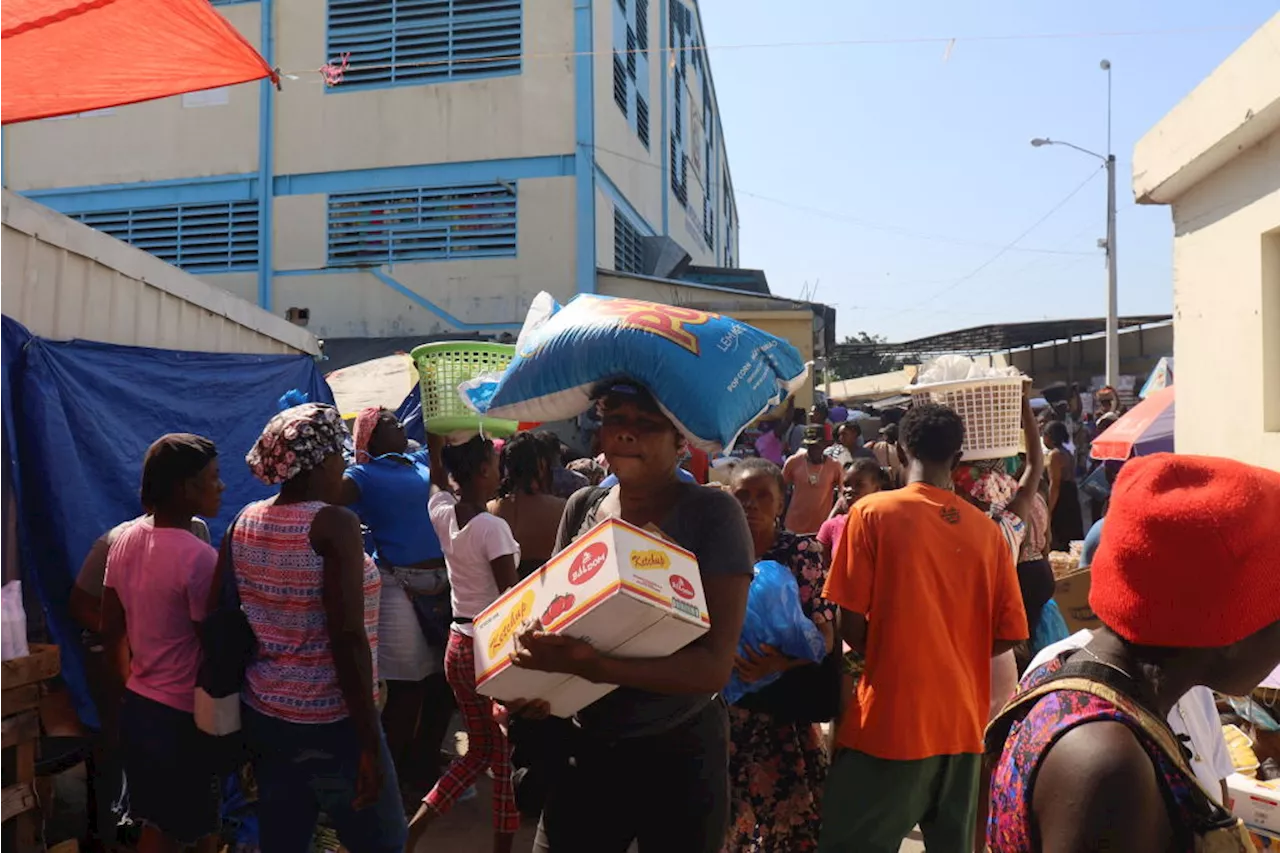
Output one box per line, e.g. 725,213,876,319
411,341,520,437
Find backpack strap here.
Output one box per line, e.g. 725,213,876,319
564,486,609,543
985,659,1237,832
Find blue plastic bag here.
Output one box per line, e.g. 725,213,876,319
722,560,826,705
460,292,809,451
1032,599,1071,655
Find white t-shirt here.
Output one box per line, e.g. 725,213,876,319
428,492,520,637
1030,631,1234,800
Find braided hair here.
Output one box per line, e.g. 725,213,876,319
440,434,494,486
497,432,548,498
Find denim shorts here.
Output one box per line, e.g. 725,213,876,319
242,704,406,853
116,690,220,844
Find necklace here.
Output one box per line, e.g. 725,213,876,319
804,458,822,486
1077,645,1137,682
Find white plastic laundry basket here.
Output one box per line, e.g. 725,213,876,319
907,376,1028,461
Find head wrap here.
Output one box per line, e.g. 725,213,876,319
1089,453,1280,648
352,406,382,464
247,403,348,485
953,459,1017,507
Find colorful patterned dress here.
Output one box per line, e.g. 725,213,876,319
233,500,381,721
988,656,1203,852
724,532,835,853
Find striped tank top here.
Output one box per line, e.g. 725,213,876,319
232,500,380,724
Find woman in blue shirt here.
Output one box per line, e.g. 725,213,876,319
341,407,454,795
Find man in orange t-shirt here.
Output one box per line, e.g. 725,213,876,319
819,402,1027,853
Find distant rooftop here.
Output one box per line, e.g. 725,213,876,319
678,266,770,295
836,315,1172,359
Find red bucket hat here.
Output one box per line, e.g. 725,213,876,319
1089,453,1280,648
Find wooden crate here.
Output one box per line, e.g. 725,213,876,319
1,646,60,692
2,644,61,853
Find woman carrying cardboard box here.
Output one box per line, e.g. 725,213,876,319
508,381,755,853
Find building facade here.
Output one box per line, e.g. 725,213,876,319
1133,12,1279,471
1,0,739,339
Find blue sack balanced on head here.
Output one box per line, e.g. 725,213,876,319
458,292,809,451
722,560,827,706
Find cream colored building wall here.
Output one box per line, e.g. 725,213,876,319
593,0,738,267
2,4,261,190
596,186,618,269
270,176,576,337
593,0,662,232
274,0,575,175
2,191,317,355
1167,132,1280,470
1133,13,1280,471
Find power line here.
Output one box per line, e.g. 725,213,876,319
589,142,1094,256
273,24,1250,84
877,165,1105,321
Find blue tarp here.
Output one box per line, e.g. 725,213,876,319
2,317,332,728
395,387,425,445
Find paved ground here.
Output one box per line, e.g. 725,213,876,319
409,771,926,852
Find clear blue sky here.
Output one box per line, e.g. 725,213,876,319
698,1,1277,342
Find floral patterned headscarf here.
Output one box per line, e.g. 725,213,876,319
351,406,382,464
247,403,348,485
954,458,1018,508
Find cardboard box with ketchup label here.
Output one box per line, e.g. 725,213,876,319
471,516,709,717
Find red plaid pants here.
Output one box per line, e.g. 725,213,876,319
424,628,518,834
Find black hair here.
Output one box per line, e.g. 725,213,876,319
595,381,663,416
1043,420,1071,448
440,434,494,485
837,421,862,439
732,457,786,498
790,409,807,425
140,433,217,509
899,402,965,464
534,430,567,466
365,408,400,456
849,457,891,490
880,423,899,443
498,432,548,498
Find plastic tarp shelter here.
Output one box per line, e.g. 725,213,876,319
2,0,274,124
1,316,333,727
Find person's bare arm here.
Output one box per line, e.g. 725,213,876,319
490,552,518,594
517,573,751,694
100,588,130,741
1044,450,1064,512
426,432,450,492
992,639,1020,656
69,586,102,634
70,536,113,632
1034,722,1171,853
1007,394,1045,524
313,506,379,753
336,476,361,507
838,607,868,654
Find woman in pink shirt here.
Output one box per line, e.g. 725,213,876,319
816,459,890,566
103,434,224,853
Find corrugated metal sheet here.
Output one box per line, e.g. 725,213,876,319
2,190,319,356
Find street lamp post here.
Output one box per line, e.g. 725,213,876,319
1031,59,1119,388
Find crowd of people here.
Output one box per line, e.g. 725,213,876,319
69,376,1280,853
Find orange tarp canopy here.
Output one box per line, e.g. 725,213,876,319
2,0,274,124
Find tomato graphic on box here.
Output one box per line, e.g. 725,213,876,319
540,593,577,625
